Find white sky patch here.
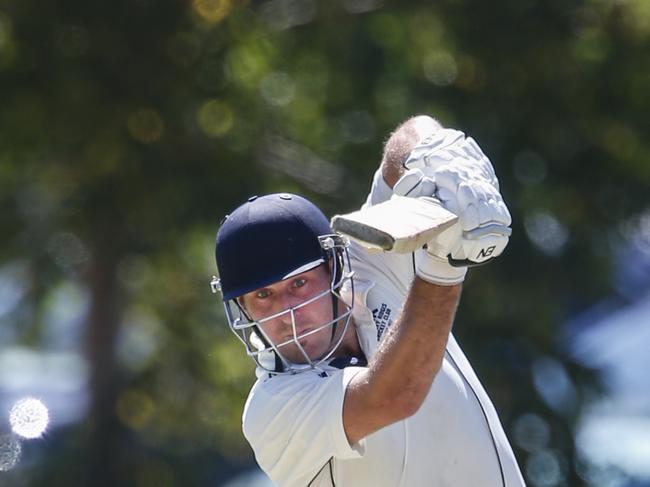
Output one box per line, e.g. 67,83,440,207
0,261,29,318
9,397,50,439
566,220,650,481
577,413,650,479
569,292,650,405
532,356,578,415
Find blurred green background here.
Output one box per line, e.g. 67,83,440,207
1,0,649,485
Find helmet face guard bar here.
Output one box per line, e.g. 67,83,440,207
211,234,355,374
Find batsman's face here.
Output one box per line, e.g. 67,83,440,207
240,264,343,364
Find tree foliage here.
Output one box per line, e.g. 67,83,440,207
1,0,648,485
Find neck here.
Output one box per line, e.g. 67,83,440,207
335,318,364,360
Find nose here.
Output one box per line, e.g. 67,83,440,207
277,293,304,326
278,288,301,311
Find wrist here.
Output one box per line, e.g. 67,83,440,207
414,250,467,286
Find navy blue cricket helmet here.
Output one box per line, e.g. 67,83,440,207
212,192,355,374
215,193,333,300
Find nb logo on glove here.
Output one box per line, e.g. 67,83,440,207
478,246,496,259
446,225,512,267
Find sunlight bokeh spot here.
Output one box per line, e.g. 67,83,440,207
116,389,155,430
192,0,232,24
513,151,547,186
526,449,566,487
197,99,234,137
621,0,650,41
513,413,551,453
9,397,49,439
0,434,21,472
0,12,15,67
127,108,165,144
260,71,295,106
423,50,458,87
524,211,570,257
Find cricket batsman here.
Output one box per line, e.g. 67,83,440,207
211,115,526,486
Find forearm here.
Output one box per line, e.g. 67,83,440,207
343,279,461,444
365,279,461,410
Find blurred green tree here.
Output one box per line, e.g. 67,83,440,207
1,0,649,485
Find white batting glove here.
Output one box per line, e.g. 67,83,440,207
393,129,512,282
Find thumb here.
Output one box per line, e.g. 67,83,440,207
393,168,437,198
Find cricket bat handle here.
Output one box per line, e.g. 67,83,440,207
331,196,511,267
331,196,459,254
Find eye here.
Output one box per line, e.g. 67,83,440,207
256,289,271,299
293,278,307,288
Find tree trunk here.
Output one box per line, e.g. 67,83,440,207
84,242,123,487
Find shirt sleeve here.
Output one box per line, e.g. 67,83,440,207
242,367,366,487
364,167,393,207
345,168,419,357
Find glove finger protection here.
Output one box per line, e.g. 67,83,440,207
498,200,512,225
432,178,509,265
456,183,480,230
405,129,500,190
441,176,511,265
405,129,465,168
471,180,511,227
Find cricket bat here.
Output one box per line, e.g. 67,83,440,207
331,196,460,254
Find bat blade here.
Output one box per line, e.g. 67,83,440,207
331,196,459,253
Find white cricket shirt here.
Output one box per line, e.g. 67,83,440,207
241,169,526,486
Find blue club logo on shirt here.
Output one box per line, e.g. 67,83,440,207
372,303,392,341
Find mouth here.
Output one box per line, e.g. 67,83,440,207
284,328,313,342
